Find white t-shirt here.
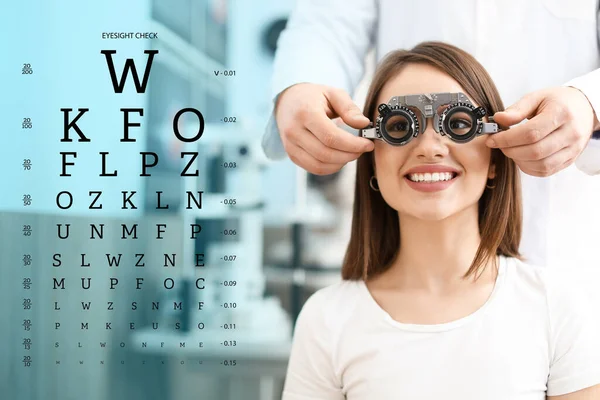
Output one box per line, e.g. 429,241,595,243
282,255,600,399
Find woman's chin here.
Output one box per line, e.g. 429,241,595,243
402,208,454,222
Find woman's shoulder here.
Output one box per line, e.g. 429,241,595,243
302,279,365,312
503,255,573,295
503,255,600,324
297,279,365,329
503,255,548,282
504,255,595,295
501,256,600,395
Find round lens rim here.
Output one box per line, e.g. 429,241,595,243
380,106,419,146
441,104,481,143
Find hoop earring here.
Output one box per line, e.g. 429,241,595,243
486,179,496,189
370,175,380,191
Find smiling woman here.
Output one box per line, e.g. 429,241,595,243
281,41,600,400
348,43,522,282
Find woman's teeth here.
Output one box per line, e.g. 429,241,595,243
407,172,455,182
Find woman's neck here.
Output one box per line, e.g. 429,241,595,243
388,207,494,294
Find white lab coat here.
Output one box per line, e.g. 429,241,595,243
262,0,600,270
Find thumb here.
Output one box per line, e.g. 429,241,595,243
325,87,370,129
493,92,543,126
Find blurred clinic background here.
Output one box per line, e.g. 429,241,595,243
0,1,374,399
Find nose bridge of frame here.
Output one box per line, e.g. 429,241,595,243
413,106,443,136
408,93,445,135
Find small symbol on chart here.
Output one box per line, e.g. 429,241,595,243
23,298,32,310
23,278,32,290
22,355,32,367
22,64,33,74
23,338,32,350
23,194,32,206
23,159,32,170
23,254,31,266
23,225,32,236
23,319,32,331
22,118,32,129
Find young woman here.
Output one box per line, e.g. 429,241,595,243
281,42,600,399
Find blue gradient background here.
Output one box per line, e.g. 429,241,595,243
0,1,303,399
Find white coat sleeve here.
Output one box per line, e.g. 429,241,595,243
261,0,378,160
282,290,345,400
564,68,600,175
545,269,600,396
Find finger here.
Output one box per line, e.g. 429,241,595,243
285,139,345,176
325,87,371,129
306,111,375,153
487,107,563,149
294,125,365,164
498,125,569,162
492,91,544,126
516,144,573,177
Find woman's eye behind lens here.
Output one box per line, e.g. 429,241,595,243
385,115,411,138
389,122,408,132
448,113,473,135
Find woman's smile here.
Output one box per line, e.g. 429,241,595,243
402,164,461,193
403,173,459,192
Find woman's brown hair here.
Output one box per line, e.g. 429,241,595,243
341,41,523,282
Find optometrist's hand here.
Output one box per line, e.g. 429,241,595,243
487,86,600,177
275,83,375,175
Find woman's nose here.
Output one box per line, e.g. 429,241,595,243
413,122,449,160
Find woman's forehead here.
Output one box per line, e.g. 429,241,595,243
376,64,466,105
